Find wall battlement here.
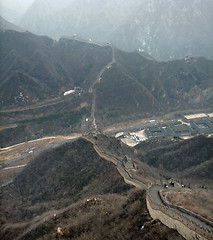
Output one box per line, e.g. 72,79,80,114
147,190,213,240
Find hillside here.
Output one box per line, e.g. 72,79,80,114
109,0,213,60
0,31,112,108
114,49,213,112
95,62,162,125
95,50,213,126
136,135,213,180
0,138,184,240
0,138,131,222
91,134,213,186
17,0,213,60
1,30,212,112
0,94,91,147
0,30,213,146
0,5,20,23
0,191,184,240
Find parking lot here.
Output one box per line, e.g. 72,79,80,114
116,115,213,146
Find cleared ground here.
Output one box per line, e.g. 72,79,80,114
116,130,148,147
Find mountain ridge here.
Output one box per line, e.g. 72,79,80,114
16,0,213,60
0,137,184,240
1,30,212,111
0,30,213,146
0,16,24,32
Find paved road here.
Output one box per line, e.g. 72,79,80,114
148,185,163,205
1,137,80,168
0,95,75,113
103,118,182,136
104,122,158,135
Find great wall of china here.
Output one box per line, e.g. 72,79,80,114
83,135,213,240
147,188,213,240
3,135,212,240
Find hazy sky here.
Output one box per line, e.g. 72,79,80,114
0,0,34,13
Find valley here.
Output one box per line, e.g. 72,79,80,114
0,26,213,239
0,136,183,240
1,30,213,148
0,132,213,239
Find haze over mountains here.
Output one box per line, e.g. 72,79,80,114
4,0,211,60
0,29,213,147
0,2,213,238
0,16,24,32
1,30,213,112
0,30,212,120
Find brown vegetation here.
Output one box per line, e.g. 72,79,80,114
166,189,213,222
0,138,184,239
91,134,160,184
0,139,132,223
0,190,184,240
136,135,213,186
1,30,213,147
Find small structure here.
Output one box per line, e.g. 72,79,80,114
122,156,136,170
63,89,75,96
184,113,208,120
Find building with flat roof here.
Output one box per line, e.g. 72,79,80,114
184,113,208,120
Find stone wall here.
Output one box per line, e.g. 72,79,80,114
84,135,213,240
158,190,213,229
146,192,213,240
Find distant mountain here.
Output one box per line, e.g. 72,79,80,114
0,5,20,23
0,16,24,32
95,49,213,125
0,30,112,108
17,0,213,60
18,0,141,40
0,30,213,117
110,0,213,60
